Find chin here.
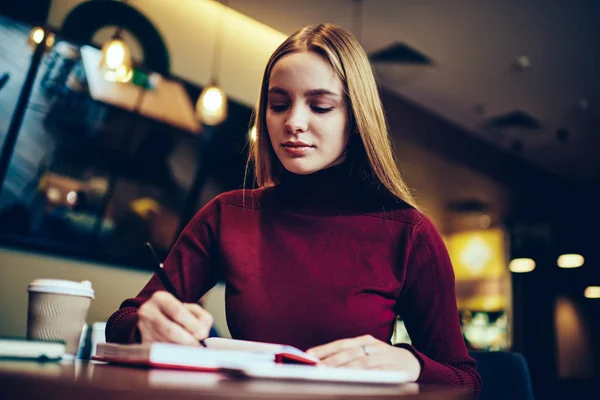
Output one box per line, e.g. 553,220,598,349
280,160,323,175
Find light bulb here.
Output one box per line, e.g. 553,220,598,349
557,254,584,269
202,87,224,112
28,27,55,51
196,84,228,126
105,41,126,69
584,286,600,299
509,258,535,273
100,36,133,83
31,28,44,44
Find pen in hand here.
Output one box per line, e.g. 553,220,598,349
144,242,207,347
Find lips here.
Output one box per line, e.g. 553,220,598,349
282,141,314,148
281,142,315,156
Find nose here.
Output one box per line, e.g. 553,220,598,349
284,105,308,134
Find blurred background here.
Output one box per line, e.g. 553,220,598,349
0,1,598,398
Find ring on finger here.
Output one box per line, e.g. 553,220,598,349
362,345,372,356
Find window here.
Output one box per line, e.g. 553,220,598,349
0,16,251,269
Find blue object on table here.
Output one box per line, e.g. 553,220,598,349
0,72,9,91
208,326,220,338
470,351,535,400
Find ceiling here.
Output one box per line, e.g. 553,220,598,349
227,0,600,185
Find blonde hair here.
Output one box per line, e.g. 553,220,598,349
247,23,419,210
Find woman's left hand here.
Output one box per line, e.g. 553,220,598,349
306,335,421,382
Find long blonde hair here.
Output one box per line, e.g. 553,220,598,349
247,23,419,210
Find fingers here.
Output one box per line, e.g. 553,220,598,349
318,345,366,367
306,335,391,369
183,303,214,339
308,336,420,379
138,302,198,345
307,334,378,360
340,354,392,369
322,344,389,368
137,291,213,345
145,309,199,345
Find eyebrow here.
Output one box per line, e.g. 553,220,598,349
268,87,340,97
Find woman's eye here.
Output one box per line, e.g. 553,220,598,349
312,106,334,114
269,104,288,112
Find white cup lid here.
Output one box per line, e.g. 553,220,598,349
28,279,95,298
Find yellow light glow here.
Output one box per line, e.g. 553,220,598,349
130,197,161,219
509,258,536,273
103,64,133,83
28,27,55,51
45,34,55,49
46,187,61,203
202,87,224,112
445,229,508,311
459,236,492,275
557,254,584,269
100,37,132,83
196,84,228,125
31,27,44,44
249,125,257,142
584,286,600,299
105,41,126,69
445,229,506,279
112,0,286,106
459,295,506,312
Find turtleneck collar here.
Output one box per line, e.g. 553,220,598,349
268,160,404,215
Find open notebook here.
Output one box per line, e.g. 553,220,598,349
92,338,411,385
93,337,319,370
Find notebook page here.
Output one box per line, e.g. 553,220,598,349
203,338,320,363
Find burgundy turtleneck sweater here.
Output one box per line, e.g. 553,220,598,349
106,162,481,392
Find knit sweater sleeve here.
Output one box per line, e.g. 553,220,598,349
395,215,482,394
105,197,222,344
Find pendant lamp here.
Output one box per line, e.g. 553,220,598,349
196,0,228,126
99,29,133,83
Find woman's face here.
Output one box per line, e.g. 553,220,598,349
266,51,351,175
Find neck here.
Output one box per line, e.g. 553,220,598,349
271,160,402,214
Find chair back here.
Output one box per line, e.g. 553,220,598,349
470,351,535,400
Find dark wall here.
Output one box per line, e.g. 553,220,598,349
381,88,600,399
0,0,51,25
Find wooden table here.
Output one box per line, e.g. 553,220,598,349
0,360,472,400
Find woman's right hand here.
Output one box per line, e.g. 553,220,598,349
137,291,214,345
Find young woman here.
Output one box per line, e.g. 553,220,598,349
107,23,482,392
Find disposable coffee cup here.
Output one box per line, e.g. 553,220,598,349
27,279,94,358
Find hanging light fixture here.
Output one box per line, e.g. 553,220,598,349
557,253,584,269
196,0,228,126
97,0,133,82
28,26,55,51
508,258,536,273
584,286,600,299
197,83,228,126
99,28,133,83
